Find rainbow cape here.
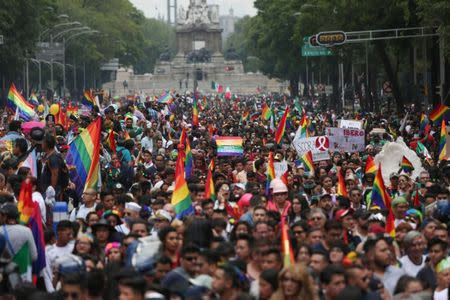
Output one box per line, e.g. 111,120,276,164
66,118,102,196
7,84,35,121
171,151,194,219
216,137,243,156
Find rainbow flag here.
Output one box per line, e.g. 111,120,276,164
281,219,295,267
192,97,199,126
439,120,447,161
299,114,309,138
371,164,392,210
67,103,78,116
365,155,377,174
29,92,39,107
82,89,95,108
265,152,276,196
400,156,414,173
66,118,102,196
185,136,193,179
171,152,194,219
157,92,173,104
241,111,249,122
7,84,35,121
205,160,216,200
300,150,314,173
106,130,116,154
17,180,46,282
337,171,348,197
261,103,272,120
216,137,243,156
275,107,290,144
419,113,428,131
430,104,450,123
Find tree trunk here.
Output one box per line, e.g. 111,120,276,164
374,41,404,112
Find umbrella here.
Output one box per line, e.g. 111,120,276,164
21,121,45,134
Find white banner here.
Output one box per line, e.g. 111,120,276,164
338,119,363,129
292,136,330,161
274,161,288,178
326,127,365,152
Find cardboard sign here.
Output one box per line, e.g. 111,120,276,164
292,136,330,161
338,119,363,129
326,127,365,153
274,161,288,178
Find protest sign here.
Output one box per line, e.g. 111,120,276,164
292,136,330,161
326,127,365,152
338,119,363,129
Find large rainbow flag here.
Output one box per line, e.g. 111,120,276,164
275,107,290,144
66,118,102,196
7,84,35,121
216,137,243,156
261,103,272,120
171,152,194,219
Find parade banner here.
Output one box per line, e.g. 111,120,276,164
326,127,365,153
215,137,244,156
292,136,330,161
338,119,363,129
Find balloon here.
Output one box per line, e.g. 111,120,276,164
37,104,44,113
49,104,59,115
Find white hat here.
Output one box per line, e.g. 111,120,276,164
151,209,172,222
125,202,142,212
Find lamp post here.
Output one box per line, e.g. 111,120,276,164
29,58,42,92
39,21,81,42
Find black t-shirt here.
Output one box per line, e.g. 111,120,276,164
41,152,66,193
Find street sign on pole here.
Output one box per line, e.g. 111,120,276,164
302,36,332,57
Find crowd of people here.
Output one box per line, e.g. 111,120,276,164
0,91,448,300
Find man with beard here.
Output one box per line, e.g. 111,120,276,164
364,236,404,296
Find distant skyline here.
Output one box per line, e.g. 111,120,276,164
130,0,257,21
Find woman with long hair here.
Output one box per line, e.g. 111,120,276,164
270,263,319,300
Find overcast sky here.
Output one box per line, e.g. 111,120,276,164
130,0,257,20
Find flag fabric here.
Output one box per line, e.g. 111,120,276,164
265,152,276,196
439,120,447,161
7,84,35,121
66,118,102,196
371,164,392,210
294,98,303,113
17,180,46,282
106,130,116,154
300,151,315,173
19,149,38,177
429,104,450,123
29,92,39,107
419,113,428,131
241,111,249,122
299,114,309,138
215,137,244,156
225,87,231,100
192,97,199,126
184,136,193,179
386,209,395,237
413,188,421,208
67,103,78,116
82,89,95,108
157,92,173,104
365,155,377,174
400,156,414,173
216,83,224,93
261,103,272,120
281,219,295,267
205,160,216,200
171,152,194,219
275,107,290,144
416,142,432,161
337,171,348,197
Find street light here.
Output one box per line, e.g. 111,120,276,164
39,21,82,42
52,26,90,41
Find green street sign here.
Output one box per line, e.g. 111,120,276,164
301,36,333,57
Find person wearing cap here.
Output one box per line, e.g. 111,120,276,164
434,257,450,299
116,202,142,235
266,178,291,219
150,209,172,238
399,231,426,276
391,196,409,227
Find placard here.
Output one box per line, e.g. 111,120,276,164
326,127,365,152
274,161,288,178
292,136,330,161
338,119,363,129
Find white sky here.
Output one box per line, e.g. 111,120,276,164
130,0,257,20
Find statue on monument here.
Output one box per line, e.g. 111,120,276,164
178,6,186,25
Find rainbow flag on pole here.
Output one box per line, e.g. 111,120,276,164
66,118,102,196
216,137,243,156
439,120,447,161
371,164,392,210
281,219,295,267
430,104,450,123
192,97,199,126
275,107,290,144
299,150,314,173
157,92,173,104
365,155,377,174
400,156,414,173
265,152,276,196
172,152,194,219
261,103,272,120
82,89,95,108
205,160,216,200
7,84,35,121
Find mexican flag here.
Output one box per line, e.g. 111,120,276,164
13,242,32,282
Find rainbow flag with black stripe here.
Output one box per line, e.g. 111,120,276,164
400,156,414,173
82,89,95,108
275,107,290,144
171,150,194,219
205,160,216,200
439,120,447,161
7,84,35,121
66,118,102,196
430,104,450,123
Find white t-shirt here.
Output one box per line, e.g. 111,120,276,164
46,241,75,270
32,191,46,223
69,204,97,221
433,288,448,300
399,255,426,276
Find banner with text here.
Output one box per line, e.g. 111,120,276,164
292,136,330,161
326,127,365,153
